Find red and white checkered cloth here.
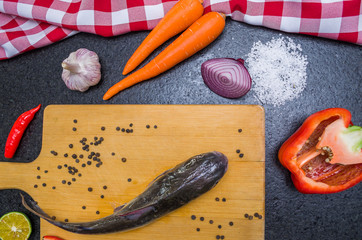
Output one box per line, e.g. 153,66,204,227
1,0,361,60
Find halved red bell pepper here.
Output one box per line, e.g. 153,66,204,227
278,108,362,194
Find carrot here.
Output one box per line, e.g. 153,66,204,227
104,12,226,100
122,0,204,75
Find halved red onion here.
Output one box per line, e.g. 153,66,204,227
201,58,252,99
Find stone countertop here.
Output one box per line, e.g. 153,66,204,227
0,19,361,240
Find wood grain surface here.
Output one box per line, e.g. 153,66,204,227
0,104,265,240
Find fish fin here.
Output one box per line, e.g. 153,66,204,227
113,203,127,213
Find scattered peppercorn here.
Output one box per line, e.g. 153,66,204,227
191,215,196,220
96,211,100,215
116,127,120,131
121,157,127,163
37,175,41,179
229,221,233,226
127,178,132,182
129,123,133,127
239,153,244,158
215,197,220,201
51,216,56,220
103,186,107,190
121,128,125,132
100,195,104,199
200,217,204,221
238,128,242,133
65,219,69,222
112,152,115,156
52,186,56,190
67,181,71,185
101,127,105,131
88,187,93,192
62,180,66,184
64,153,68,157
72,127,77,131
72,178,76,182
50,151,58,156
42,183,46,187
87,161,92,165
72,154,77,159
82,163,86,167
154,125,157,129
248,216,253,220
34,184,38,188
73,119,77,123
82,206,86,210
37,167,40,170
57,165,62,169
44,170,48,173
196,228,200,232
69,144,73,148
79,154,83,158
220,236,225,239
216,235,220,239
236,149,240,153
244,214,249,218
146,125,150,129
222,197,226,202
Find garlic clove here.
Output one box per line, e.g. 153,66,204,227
61,48,101,92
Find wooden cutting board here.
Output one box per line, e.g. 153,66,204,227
0,105,265,240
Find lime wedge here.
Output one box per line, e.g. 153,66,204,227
0,212,32,240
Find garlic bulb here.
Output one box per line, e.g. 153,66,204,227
61,48,101,92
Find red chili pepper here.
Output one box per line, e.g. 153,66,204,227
42,236,64,240
4,104,41,158
278,108,362,194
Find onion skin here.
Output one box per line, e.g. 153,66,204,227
201,58,252,99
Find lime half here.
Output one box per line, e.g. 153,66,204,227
0,212,32,240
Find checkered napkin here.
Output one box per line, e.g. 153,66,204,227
1,0,361,60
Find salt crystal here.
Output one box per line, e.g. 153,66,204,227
245,37,308,106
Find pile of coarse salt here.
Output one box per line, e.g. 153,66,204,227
245,37,308,106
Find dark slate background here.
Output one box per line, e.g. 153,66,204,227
0,19,361,240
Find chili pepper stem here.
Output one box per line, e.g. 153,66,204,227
62,62,81,73
296,149,321,168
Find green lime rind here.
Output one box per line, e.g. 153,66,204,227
0,212,32,240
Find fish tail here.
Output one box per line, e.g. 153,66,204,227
21,194,91,233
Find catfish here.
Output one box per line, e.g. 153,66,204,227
22,151,228,234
